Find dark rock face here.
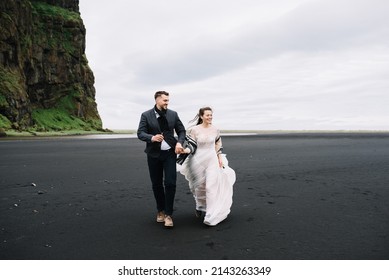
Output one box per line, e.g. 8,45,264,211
0,0,102,131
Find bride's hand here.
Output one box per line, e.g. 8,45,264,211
218,155,224,168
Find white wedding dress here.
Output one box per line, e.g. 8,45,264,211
178,125,236,226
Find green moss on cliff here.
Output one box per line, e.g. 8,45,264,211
31,2,81,54
0,113,12,129
31,1,81,22
31,88,102,131
32,108,85,131
0,67,24,96
0,95,7,107
0,67,29,130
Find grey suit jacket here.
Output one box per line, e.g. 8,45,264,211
137,108,186,157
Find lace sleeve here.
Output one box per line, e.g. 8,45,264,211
215,129,223,155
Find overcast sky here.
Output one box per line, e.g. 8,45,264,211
79,0,389,131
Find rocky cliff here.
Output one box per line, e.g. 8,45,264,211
0,0,102,134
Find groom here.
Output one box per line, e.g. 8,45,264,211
137,91,186,228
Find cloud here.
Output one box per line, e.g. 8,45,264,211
124,0,389,86
80,0,389,130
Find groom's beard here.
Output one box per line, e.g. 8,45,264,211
157,105,167,111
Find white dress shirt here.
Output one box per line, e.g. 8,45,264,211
155,110,171,150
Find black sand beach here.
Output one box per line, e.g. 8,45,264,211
1,133,388,260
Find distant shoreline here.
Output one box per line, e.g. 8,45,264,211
2,129,389,141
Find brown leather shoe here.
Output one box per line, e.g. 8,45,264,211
164,215,173,228
156,211,165,223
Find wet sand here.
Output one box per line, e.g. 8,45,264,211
0,133,388,260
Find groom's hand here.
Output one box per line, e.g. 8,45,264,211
175,143,184,154
151,134,164,142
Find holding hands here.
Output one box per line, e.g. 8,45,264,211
175,142,185,154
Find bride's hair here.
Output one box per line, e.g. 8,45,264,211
189,106,213,126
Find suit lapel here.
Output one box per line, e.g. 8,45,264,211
149,109,161,132
165,110,174,129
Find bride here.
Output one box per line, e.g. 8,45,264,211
177,107,236,226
